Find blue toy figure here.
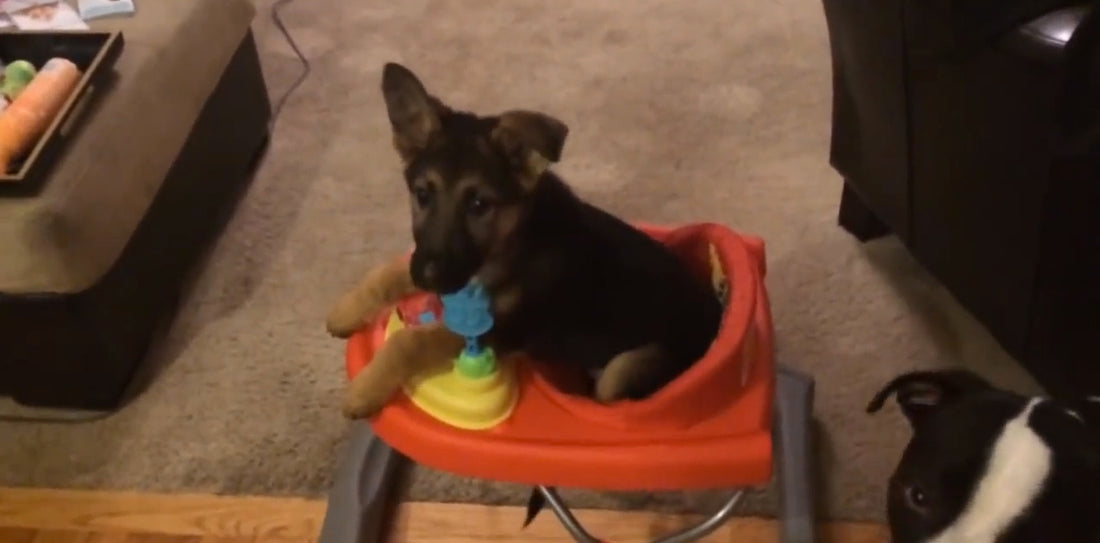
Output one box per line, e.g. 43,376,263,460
394,278,516,430
437,280,498,378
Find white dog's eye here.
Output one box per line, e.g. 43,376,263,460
905,485,929,512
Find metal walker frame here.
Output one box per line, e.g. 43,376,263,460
317,366,817,543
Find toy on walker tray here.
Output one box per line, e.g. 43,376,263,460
388,279,519,430
345,222,777,493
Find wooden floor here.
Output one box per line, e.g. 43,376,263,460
0,488,888,542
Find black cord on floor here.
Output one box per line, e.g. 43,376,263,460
0,0,311,425
270,0,311,132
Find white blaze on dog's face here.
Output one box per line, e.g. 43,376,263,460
926,399,1050,543
868,370,1100,543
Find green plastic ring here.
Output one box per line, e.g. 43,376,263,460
456,348,497,378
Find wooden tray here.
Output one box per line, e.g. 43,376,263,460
0,30,124,187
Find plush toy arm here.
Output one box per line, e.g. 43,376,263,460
343,322,464,419
326,256,419,338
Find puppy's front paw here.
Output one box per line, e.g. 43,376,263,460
341,387,389,420
325,295,381,338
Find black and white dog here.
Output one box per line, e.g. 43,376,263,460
868,369,1100,543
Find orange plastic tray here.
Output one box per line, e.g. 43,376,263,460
345,222,776,491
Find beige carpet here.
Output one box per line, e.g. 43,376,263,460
0,0,1042,523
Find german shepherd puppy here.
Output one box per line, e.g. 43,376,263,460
326,63,723,420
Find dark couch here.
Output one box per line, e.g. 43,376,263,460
821,0,1100,398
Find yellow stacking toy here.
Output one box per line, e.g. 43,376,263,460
384,280,518,430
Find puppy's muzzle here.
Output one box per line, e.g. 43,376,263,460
411,251,476,294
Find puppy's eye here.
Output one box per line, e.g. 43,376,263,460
905,485,929,513
413,187,432,207
467,195,492,217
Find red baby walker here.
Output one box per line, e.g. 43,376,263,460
317,222,818,543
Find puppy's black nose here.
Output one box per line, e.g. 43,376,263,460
422,262,439,284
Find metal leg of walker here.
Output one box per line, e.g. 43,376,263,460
539,485,746,543
775,365,818,543
317,422,405,543
317,365,816,543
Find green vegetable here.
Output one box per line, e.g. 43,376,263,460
1,60,38,101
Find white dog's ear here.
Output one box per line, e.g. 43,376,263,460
1064,396,1100,435
867,370,994,427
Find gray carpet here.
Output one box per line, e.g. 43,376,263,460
0,0,1042,523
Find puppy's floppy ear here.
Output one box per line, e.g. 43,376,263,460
381,63,447,162
491,110,569,188
867,369,994,427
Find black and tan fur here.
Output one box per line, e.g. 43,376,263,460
326,62,723,420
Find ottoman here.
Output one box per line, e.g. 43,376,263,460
0,0,271,410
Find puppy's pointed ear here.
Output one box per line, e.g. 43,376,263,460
381,63,446,162
492,110,569,189
867,370,994,427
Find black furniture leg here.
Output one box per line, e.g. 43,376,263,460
838,182,890,242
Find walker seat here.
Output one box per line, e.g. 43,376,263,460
345,222,777,492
